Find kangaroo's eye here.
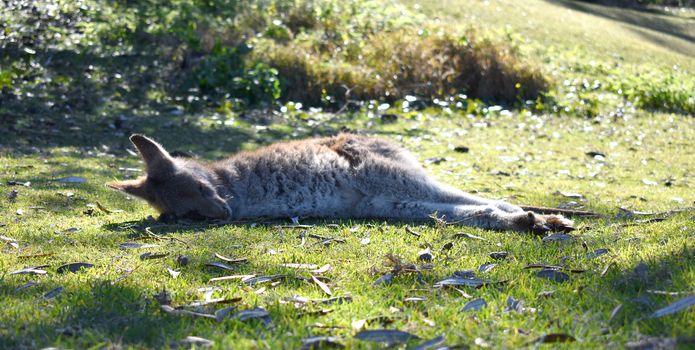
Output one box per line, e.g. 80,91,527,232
198,183,205,193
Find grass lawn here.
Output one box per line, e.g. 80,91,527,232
1,0,694,349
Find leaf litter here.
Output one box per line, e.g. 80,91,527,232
648,295,695,319
140,252,169,260
214,252,248,264
1,235,19,249
462,298,487,312
280,263,319,269
412,335,446,350
301,336,345,349
11,266,49,275
56,262,94,273
354,329,420,344
311,274,332,295
178,336,214,348
44,287,64,300
119,242,159,249
205,262,236,271
536,269,570,283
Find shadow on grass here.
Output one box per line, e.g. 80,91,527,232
3,211,692,348
548,0,695,55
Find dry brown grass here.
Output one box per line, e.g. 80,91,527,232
253,27,549,106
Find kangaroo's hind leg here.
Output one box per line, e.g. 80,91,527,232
354,198,560,233
354,157,573,232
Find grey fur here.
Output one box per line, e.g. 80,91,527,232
110,133,573,233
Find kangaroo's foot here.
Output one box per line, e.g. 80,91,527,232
509,212,574,234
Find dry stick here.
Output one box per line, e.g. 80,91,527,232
519,205,602,218
144,227,192,247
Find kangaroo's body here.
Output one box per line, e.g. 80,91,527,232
108,134,573,233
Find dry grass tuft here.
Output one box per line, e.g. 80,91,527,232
254,27,549,105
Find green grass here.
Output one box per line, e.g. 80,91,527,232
1,0,694,349
2,110,694,349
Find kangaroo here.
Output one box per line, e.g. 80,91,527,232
107,134,573,233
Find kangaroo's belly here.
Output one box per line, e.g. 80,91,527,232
229,151,365,219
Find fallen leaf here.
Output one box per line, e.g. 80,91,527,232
542,233,574,242
311,275,332,296
310,264,331,274
140,252,169,260
405,226,421,238
453,146,469,153
233,307,271,323
417,247,433,262
167,268,181,279
412,335,445,350
95,201,123,213
452,232,488,241
609,304,622,323
506,296,535,313
360,237,371,245
373,273,393,286
57,176,86,183
161,305,215,320
242,274,286,286
352,319,367,330
319,295,353,305
13,281,38,293
209,274,256,283
642,179,657,186
44,287,64,300
214,253,248,264
537,290,555,298
178,336,214,348
478,263,496,273
214,306,235,322
586,248,609,259
354,329,420,344
7,180,31,187
586,151,606,158
280,263,319,269
536,269,570,283
187,297,242,308
555,191,584,199
301,336,345,349
435,277,488,288
0,235,19,249
524,263,563,270
206,262,235,271
646,290,691,296
56,262,94,273
649,295,695,319
489,251,508,260
119,242,159,249
424,157,446,166
462,298,487,312
10,266,48,275
601,261,616,277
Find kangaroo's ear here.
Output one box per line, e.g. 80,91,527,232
129,134,175,177
106,177,149,199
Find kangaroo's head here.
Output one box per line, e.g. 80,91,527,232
107,134,231,220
